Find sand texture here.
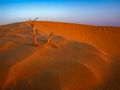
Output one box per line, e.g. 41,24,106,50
0,21,120,90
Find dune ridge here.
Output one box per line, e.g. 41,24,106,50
0,21,120,90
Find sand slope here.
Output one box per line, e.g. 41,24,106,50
32,21,120,56
0,22,120,90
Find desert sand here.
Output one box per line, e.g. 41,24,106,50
0,21,120,90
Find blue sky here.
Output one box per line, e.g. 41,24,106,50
0,0,120,26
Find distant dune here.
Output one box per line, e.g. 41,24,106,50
0,21,120,90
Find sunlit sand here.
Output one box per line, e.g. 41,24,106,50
0,21,120,90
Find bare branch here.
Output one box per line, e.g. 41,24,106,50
33,17,38,23
28,17,38,46
47,32,54,43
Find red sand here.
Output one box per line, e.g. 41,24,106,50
0,21,120,90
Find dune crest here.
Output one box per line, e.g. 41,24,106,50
0,21,120,89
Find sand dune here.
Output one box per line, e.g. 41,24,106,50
0,21,120,90
31,21,120,56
